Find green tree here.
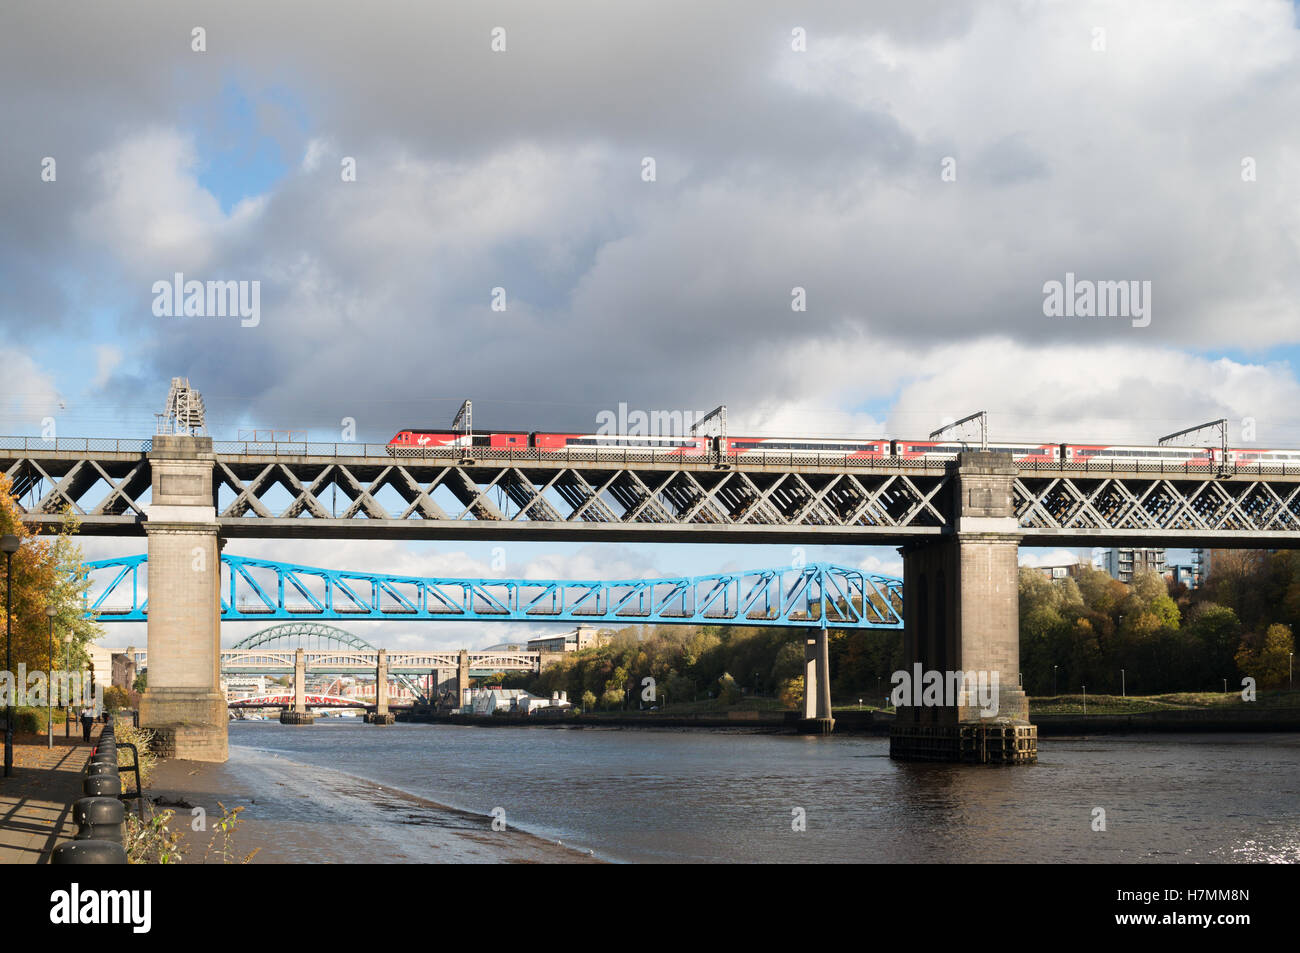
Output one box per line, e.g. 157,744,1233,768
1235,623,1295,690
716,672,742,705
103,685,130,713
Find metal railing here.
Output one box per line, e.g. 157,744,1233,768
7,434,1300,476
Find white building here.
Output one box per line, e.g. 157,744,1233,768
527,624,606,654
468,688,571,715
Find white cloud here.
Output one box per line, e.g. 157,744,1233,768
76,128,265,278
0,349,60,428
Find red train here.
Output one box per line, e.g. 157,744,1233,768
387,429,1295,466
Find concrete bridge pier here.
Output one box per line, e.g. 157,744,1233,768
280,647,314,725
798,623,834,733
889,451,1037,764
457,649,470,708
137,435,228,762
367,649,395,724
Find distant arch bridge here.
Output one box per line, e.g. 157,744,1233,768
131,622,540,702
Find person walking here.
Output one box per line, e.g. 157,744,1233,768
79,706,93,743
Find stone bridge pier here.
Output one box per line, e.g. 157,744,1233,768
366,649,395,724
457,649,470,708
138,436,228,761
281,647,314,725
889,451,1037,764
800,625,834,733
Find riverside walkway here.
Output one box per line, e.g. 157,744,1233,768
0,728,100,863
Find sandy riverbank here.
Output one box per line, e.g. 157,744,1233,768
147,744,602,864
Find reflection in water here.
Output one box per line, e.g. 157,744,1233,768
229,722,1299,863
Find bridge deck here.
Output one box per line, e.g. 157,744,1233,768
7,442,1300,545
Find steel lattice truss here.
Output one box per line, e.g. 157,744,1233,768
209,459,954,542
3,446,953,541
1013,475,1300,544
10,442,1300,544
79,554,905,628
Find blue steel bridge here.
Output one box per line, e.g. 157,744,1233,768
79,554,905,629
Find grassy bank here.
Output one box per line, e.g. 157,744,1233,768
1027,689,1300,716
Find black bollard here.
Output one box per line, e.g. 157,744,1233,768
82,774,121,798
51,840,127,865
72,797,124,843
84,762,117,779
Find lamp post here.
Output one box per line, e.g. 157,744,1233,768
1121,668,1125,698
2,534,20,777
63,632,72,738
1053,664,1058,697
45,606,56,749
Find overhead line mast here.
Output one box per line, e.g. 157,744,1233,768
929,410,987,451
1158,418,1228,473
451,400,472,444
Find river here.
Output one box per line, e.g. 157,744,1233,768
220,721,1299,863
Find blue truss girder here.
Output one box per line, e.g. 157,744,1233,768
77,555,904,628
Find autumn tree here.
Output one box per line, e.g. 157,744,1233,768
1,474,102,694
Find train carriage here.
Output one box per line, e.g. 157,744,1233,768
893,440,1060,462
1062,444,1215,466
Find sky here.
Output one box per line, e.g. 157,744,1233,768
2,1,1298,651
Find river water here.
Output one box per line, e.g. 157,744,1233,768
226,721,1299,863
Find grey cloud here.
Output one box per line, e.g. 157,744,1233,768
2,1,1299,437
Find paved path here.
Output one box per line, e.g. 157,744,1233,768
0,729,99,864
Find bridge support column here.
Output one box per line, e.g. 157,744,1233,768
280,648,314,725
889,452,1037,764
367,649,394,725
294,648,306,713
799,624,834,733
138,435,227,762
457,649,470,709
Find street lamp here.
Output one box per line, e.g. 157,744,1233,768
45,606,56,749
1121,668,1125,698
1053,664,1058,697
2,533,20,777
63,631,72,738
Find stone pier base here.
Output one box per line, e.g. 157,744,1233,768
365,712,395,725
138,690,228,762
794,717,835,735
279,711,315,725
889,723,1037,764
146,723,230,762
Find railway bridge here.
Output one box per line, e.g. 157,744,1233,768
8,433,1300,763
